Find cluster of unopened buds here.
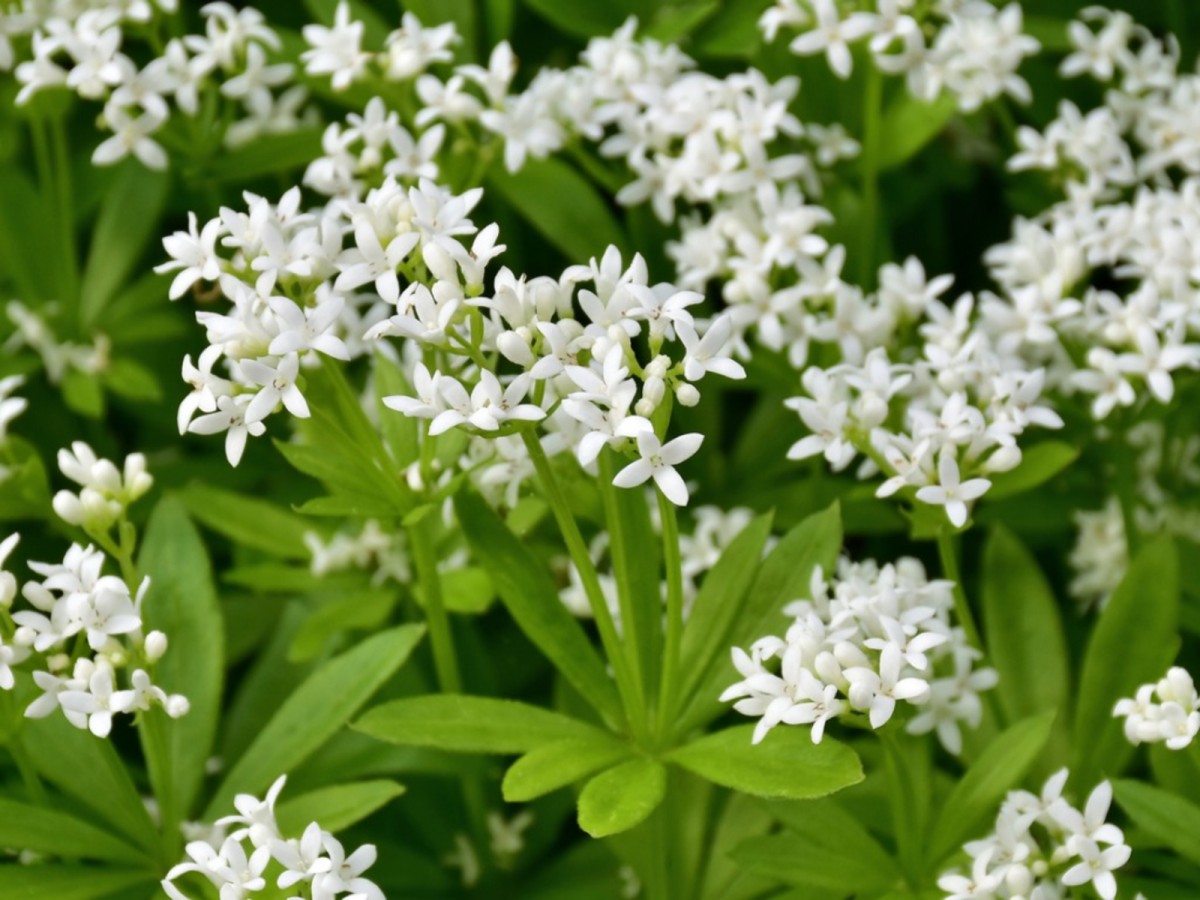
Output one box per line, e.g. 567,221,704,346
721,556,995,752
938,771,1130,900
1113,666,1200,751
164,775,382,900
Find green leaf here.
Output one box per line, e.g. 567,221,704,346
986,442,1080,500
982,527,1070,734
1112,779,1200,866
929,712,1057,864
877,91,958,171
731,823,898,893
0,865,155,900
520,0,626,39
0,799,147,865
289,588,398,662
373,351,420,467
577,758,667,838
667,725,863,799
61,368,105,418
102,358,161,403
678,504,841,734
205,623,425,817
275,779,406,836
80,160,169,327
767,797,899,881
1072,536,1179,787
0,166,58,301
418,566,494,615
677,513,773,713
138,496,225,829
503,737,634,803
691,0,771,57
21,716,159,854
1023,15,1073,52
208,125,327,183
644,2,719,41
486,157,628,262
178,482,313,559
354,694,605,754
455,492,622,724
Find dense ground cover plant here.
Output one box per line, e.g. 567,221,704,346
1,0,1200,897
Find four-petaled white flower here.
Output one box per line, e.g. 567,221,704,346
611,430,703,506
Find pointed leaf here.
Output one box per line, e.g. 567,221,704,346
929,712,1057,864
577,758,667,838
0,799,147,865
1072,536,1179,787
205,623,425,817
1112,779,1200,866
178,483,312,559
354,694,605,754
455,492,622,723
0,865,155,900
986,442,1079,500
730,829,897,892
668,725,863,799
138,496,225,827
503,737,634,803
275,780,406,836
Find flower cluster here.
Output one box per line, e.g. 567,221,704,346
9,1,312,167
163,775,382,900
721,555,995,752
305,519,411,585
760,0,1040,112
1113,666,1200,751
938,771,1130,900
0,441,185,737
6,301,110,386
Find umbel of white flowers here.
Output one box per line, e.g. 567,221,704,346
938,770,1131,900
721,555,995,753
0,438,186,738
164,775,382,900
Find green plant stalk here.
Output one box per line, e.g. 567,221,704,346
50,113,79,316
406,510,492,871
596,451,648,717
857,65,884,288
655,490,684,740
647,805,671,900
936,527,983,651
519,430,647,739
880,731,923,887
8,735,46,805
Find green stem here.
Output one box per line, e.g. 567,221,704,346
647,806,671,900
936,527,983,651
49,114,79,317
655,490,684,740
596,452,647,715
857,64,884,289
1114,437,1142,557
407,512,461,694
519,431,646,738
880,732,922,887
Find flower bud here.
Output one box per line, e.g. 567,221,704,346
0,572,15,608
984,444,1021,473
675,383,700,407
13,627,36,648
497,331,534,367
405,461,424,492
145,631,169,662
166,695,191,719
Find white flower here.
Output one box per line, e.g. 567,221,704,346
57,663,136,738
217,774,287,847
156,213,225,300
94,105,167,170
611,431,703,506
301,0,370,90
844,642,930,729
787,0,875,79
1061,836,1131,900
242,354,310,424
188,395,267,467
915,451,990,528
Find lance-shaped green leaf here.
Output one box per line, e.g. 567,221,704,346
678,504,841,734
986,442,1079,500
730,821,898,893
22,716,158,854
1112,779,1200,866
275,780,406,836
577,757,667,838
487,157,628,262
877,91,958,171
1072,536,1179,787
455,491,622,723
677,513,773,713
205,623,425,818
178,483,312,559
0,799,148,865
929,712,1057,864
503,737,635,803
0,865,156,900
355,695,605,754
667,725,863,799
138,496,225,829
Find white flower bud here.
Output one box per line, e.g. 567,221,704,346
405,461,424,492
497,331,535,368
13,627,36,648
52,491,86,526
166,695,190,718
984,444,1022,473
145,630,169,662
0,572,15,608
675,382,700,407
1006,864,1033,895
422,243,458,283
47,653,70,672
122,453,154,502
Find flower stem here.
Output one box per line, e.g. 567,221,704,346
655,489,684,739
407,512,461,694
596,451,648,715
936,527,983,651
50,113,79,316
520,431,647,739
857,64,884,288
